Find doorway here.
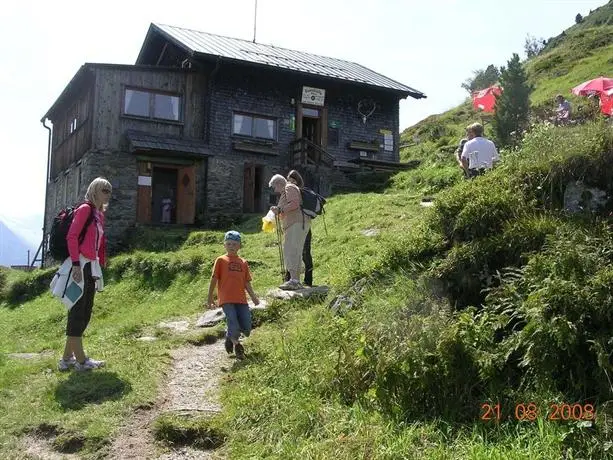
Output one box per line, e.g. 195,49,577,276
296,103,328,149
302,117,320,145
152,167,177,224
243,163,264,213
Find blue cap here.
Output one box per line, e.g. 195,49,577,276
224,230,241,242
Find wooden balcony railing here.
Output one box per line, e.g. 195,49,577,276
288,138,335,168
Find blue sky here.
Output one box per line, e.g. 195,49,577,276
0,0,607,244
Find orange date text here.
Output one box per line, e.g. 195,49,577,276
480,402,595,422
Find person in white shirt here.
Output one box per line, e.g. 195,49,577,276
459,123,499,178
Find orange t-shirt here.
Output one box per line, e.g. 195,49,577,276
213,254,252,305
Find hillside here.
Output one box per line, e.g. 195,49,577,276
400,0,613,168
1,118,612,458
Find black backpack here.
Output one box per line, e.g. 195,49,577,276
48,203,94,261
300,187,326,219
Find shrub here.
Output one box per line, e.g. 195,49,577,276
429,215,566,309
482,227,613,400
430,173,528,242
0,268,6,293
333,281,490,422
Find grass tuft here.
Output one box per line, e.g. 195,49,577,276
152,413,225,449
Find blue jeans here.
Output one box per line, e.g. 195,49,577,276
222,303,251,341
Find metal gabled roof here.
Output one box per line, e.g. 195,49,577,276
143,23,425,99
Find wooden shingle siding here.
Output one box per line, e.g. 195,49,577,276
50,84,94,178
92,67,206,150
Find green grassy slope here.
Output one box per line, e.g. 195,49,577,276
400,1,613,163
0,190,422,458
1,120,612,459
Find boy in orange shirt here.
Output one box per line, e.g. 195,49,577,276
207,231,259,360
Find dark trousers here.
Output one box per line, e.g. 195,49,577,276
66,263,96,337
466,168,486,179
285,229,313,286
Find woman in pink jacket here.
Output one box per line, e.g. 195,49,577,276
58,177,111,372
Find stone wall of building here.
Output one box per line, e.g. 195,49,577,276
44,149,138,258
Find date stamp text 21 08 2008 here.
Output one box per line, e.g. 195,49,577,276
480,402,596,422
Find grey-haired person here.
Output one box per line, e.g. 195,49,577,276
285,169,314,287
269,174,311,290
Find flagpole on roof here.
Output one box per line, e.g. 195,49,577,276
253,0,258,43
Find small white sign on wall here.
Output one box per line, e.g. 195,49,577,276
301,86,326,106
138,175,152,186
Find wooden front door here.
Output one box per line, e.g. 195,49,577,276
243,163,255,213
176,165,196,224
296,103,328,146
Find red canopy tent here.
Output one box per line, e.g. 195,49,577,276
571,76,613,96
571,77,613,116
472,86,502,113
600,91,613,116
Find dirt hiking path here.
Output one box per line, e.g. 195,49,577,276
108,339,230,459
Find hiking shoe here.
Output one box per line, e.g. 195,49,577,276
224,336,234,354
74,357,106,372
58,356,76,372
234,343,245,360
279,279,303,291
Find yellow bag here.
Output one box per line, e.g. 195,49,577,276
262,218,275,233
262,210,276,233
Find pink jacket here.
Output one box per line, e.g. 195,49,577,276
67,201,106,266
278,183,304,230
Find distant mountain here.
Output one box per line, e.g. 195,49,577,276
0,215,42,267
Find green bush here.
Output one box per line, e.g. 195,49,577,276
332,281,490,422
481,228,613,400
429,174,528,242
429,215,566,309
0,268,6,293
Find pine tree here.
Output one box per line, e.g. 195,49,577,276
492,53,532,147
461,64,500,94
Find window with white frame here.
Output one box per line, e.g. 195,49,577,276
124,88,181,121
232,113,277,140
